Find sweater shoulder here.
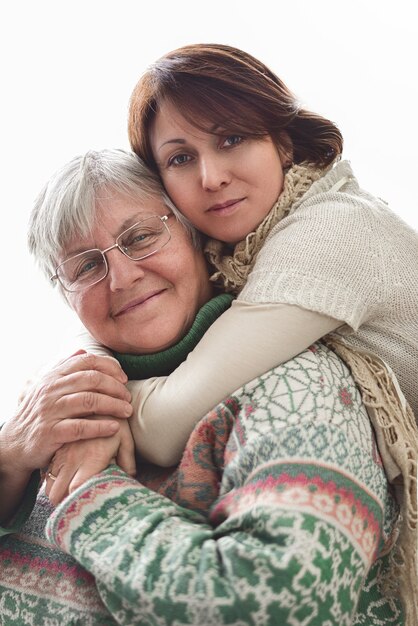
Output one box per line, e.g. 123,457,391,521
239,165,418,328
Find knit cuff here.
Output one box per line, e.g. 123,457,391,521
45,466,140,552
45,466,202,558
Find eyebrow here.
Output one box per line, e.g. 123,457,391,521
157,138,187,152
156,121,227,151
118,213,142,233
63,212,145,259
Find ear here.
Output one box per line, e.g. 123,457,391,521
277,131,293,168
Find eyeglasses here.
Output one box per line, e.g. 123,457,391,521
51,214,171,292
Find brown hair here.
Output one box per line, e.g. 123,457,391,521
128,43,343,170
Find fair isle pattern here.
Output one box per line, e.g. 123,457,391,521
0,492,116,625
167,345,394,526
353,554,405,625
46,343,403,625
212,464,381,564
224,344,376,453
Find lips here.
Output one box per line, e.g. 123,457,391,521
113,289,166,317
207,197,246,212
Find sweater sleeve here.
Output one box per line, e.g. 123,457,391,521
45,419,389,626
72,325,114,357
128,301,340,466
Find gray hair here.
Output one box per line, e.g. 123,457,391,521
28,148,199,283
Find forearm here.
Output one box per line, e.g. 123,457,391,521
46,444,378,626
129,302,341,466
72,325,114,357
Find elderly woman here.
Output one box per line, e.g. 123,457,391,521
0,150,406,625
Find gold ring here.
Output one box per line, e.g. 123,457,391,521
47,471,57,481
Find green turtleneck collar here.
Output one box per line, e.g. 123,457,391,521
113,293,233,379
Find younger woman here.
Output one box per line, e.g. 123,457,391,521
125,43,418,466
76,45,417,621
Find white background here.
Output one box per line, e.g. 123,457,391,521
1,0,417,420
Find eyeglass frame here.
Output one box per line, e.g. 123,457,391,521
50,214,172,293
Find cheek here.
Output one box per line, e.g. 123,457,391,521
270,174,284,200
186,258,211,306
259,158,284,199
67,293,84,319
161,172,197,213
173,251,209,301
69,292,105,330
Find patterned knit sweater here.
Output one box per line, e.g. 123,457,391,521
0,296,232,625
12,344,401,625
0,491,115,625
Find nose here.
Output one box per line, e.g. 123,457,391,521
106,247,146,291
200,155,231,191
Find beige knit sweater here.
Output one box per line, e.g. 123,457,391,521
240,160,418,418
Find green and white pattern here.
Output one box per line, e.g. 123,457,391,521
42,343,403,625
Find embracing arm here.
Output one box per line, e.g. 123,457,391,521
129,301,341,466
46,420,387,625
73,325,114,357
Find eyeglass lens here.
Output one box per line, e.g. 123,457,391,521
57,216,170,291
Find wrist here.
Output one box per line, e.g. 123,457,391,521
0,426,32,480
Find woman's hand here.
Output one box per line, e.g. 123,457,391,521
0,351,133,477
45,420,136,505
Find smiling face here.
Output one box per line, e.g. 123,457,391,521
63,190,213,354
150,100,287,244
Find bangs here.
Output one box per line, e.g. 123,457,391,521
161,78,270,139
129,45,342,170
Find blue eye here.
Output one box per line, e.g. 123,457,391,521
122,225,161,253
130,233,148,244
80,260,97,275
76,256,102,278
169,154,192,167
222,135,244,147
63,252,104,285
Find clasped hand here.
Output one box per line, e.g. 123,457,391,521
1,351,135,505
45,418,136,505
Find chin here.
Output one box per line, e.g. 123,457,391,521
121,335,180,355
117,315,194,355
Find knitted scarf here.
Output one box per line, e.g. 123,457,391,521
205,163,329,293
206,162,418,625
